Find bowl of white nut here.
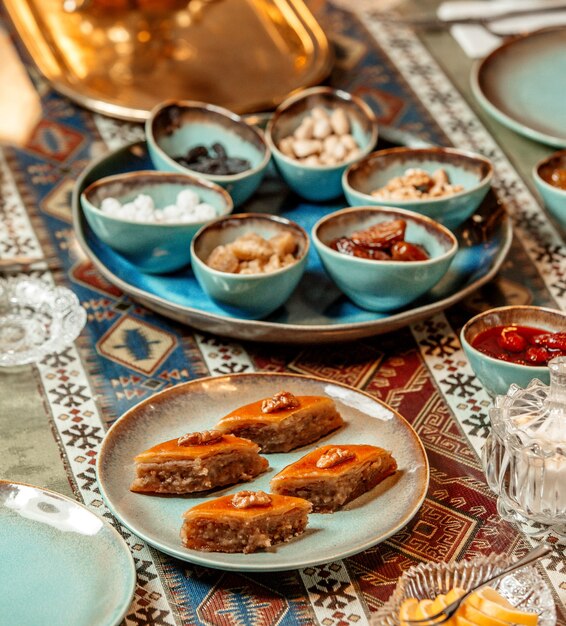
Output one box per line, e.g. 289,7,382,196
81,171,233,274
265,87,378,202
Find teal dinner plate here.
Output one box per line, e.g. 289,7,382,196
97,372,429,572
72,141,512,343
0,481,136,626
472,27,566,148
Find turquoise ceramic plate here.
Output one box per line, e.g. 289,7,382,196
472,28,566,148
97,373,429,572
0,481,136,626
72,141,512,343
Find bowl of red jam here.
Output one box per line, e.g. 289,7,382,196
461,305,566,396
533,150,566,231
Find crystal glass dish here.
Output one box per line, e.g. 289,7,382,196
484,357,566,537
372,554,556,626
0,278,86,367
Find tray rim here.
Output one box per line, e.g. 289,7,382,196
3,0,333,121
72,140,513,344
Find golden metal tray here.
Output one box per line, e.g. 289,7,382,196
4,0,332,120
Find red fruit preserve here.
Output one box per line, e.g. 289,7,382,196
471,325,566,366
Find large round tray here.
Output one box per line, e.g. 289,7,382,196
72,141,512,344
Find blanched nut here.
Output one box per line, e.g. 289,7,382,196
178,430,223,446
316,447,356,469
231,490,272,509
278,105,360,167
261,390,300,413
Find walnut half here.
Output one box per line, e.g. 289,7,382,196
231,490,272,509
177,430,223,446
316,447,356,469
261,391,300,414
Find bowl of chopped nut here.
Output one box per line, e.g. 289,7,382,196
265,87,378,202
146,100,271,207
342,147,493,230
190,213,309,319
81,171,233,274
312,206,458,312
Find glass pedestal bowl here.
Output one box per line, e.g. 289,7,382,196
0,277,86,367
373,554,556,625
483,357,566,540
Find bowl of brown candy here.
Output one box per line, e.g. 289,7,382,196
190,213,309,319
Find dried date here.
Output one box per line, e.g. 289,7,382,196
328,219,429,262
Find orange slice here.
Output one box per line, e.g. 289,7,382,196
462,602,511,626
466,588,537,626
399,598,419,626
456,616,478,626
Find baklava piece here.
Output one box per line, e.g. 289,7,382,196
180,490,312,553
270,444,397,512
215,391,344,453
130,430,268,494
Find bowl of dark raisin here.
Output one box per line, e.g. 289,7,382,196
146,100,271,207
312,206,458,312
461,305,566,396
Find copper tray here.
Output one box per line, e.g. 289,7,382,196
4,0,332,120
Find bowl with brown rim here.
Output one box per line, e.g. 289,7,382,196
342,147,493,230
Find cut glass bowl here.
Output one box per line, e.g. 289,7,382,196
0,278,86,367
372,553,556,625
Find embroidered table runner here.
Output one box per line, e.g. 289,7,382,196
0,3,564,625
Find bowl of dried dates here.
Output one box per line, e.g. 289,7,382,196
461,305,566,396
190,213,309,319
312,206,458,312
342,146,493,230
146,100,271,207
266,87,378,202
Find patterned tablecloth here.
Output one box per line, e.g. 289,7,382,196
1,2,565,625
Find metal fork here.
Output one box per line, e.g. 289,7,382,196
403,543,552,625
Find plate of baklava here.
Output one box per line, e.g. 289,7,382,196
97,373,429,571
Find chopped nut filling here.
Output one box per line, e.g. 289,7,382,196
316,447,356,469
177,430,223,446
261,391,301,414
231,490,272,509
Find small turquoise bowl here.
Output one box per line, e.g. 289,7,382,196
461,305,566,397
265,87,378,202
146,100,271,207
343,147,493,230
312,206,458,312
81,171,233,274
533,150,566,231
191,213,309,319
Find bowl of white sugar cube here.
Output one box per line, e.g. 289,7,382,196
80,171,233,273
